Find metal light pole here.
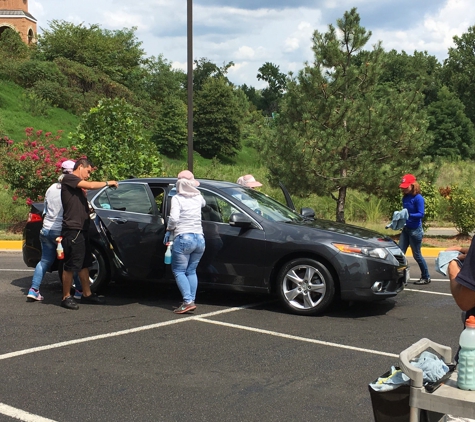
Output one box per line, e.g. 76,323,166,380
187,0,193,172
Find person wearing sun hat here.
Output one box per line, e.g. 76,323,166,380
165,170,206,314
398,173,431,285
235,174,263,213
26,159,79,302
236,174,262,188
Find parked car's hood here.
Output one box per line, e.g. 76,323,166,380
278,218,397,248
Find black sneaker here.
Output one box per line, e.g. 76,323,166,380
61,296,79,310
414,278,431,285
81,293,106,305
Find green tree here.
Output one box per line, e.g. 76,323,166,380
191,57,234,92
70,98,162,180
34,20,145,87
150,96,187,158
139,55,186,104
378,50,442,106
194,77,243,159
0,27,29,60
263,8,431,223
240,83,265,111
443,25,475,125
426,86,475,159
257,62,287,116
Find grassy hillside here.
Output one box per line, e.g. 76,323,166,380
0,80,80,144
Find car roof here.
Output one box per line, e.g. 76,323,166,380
121,178,239,189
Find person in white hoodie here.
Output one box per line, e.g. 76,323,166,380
27,160,77,301
165,170,206,314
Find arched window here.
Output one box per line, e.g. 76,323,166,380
28,28,33,44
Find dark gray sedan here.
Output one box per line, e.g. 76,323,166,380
23,178,408,315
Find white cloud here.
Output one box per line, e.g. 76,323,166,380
371,0,475,60
24,0,475,87
234,46,256,60
283,21,314,52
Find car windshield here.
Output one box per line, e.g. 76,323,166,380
221,187,304,223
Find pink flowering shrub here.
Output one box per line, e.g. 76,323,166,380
0,128,80,204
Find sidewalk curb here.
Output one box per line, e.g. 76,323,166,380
0,240,444,257
0,240,22,250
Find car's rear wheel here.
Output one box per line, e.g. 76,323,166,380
58,245,110,294
277,258,335,315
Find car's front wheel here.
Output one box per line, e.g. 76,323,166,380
277,258,335,315
58,245,110,294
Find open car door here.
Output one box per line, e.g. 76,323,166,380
91,182,168,281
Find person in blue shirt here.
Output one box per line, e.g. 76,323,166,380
398,174,431,284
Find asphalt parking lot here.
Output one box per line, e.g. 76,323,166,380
0,251,464,422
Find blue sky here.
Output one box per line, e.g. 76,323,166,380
29,0,474,88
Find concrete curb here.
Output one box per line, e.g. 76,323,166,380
0,240,444,258
0,240,22,250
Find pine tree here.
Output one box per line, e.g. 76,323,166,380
264,8,431,222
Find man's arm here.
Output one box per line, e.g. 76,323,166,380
446,246,469,260
77,180,118,190
448,260,475,311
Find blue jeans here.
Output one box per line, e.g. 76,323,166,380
30,228,81,291
171,233,205,303
399,226,430,279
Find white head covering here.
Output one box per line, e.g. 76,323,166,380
176,178,200,197
61,160,76,174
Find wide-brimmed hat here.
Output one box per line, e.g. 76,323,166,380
236,174,262,188
399,174,416,189
177,170,199,186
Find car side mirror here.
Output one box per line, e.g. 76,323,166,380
229,212,253,228
300,207,315,219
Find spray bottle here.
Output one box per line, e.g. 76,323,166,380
56,236,64,260
164,240,173,265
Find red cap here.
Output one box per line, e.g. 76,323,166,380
399,174,416,189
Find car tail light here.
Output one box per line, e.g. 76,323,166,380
27,213,43,223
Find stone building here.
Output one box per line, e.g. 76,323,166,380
0,0,37,44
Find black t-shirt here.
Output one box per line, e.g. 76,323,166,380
456,239,475,292
61,174,90,231
455,239,475,323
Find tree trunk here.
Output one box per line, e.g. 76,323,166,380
336,186,346,223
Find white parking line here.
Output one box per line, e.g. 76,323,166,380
404,288,452,296
0,303,262,362
409,278,447,282
0,269,34,272
0,403,57,421
194,317,398,358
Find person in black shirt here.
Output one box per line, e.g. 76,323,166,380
448,241,475,315
60,158,118,310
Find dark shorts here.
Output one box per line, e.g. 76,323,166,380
61,229,93,272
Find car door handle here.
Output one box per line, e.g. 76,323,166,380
107,217,128,224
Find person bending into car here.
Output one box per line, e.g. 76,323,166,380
27,160,82,302
60,158,118,310
165,170,206,314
